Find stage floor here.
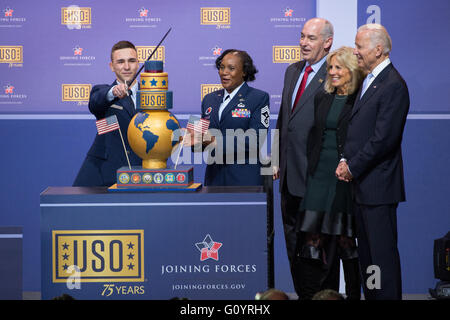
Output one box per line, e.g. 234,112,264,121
22,291,432,300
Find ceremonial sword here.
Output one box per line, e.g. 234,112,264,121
126,27,172,89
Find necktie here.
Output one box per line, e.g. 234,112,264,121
129,90,136,108
218,95,230,121
292,65,313,112
360,73,374,99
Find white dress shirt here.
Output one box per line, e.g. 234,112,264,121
107,81,138,108
360,58,391,99
291,54,327,108
218,82,245,121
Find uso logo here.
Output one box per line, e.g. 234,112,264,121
201,8,230,25
272,46,301,63
52,230,144,283
61,6,91,25
201,84,223,100
139,92,167,109
136,46,165,63
62,84,91,102
0,46,23,63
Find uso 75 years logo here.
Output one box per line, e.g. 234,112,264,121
62,84,91,102
0,46,23,64
201,7,230,28
272,46,301,63
52,230,144,283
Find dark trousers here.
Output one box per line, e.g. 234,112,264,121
281,181,349,299
280,181,302,294
354,203,402,300
73,155,107,187
294,234,340,300
294,233,361,300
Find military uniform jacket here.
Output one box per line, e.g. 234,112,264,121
201,83,270,186
73,81,141,186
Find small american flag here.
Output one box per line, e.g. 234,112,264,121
186,115,210,134
96,115,120,135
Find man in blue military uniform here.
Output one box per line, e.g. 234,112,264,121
197,49,270,186
73,41,141,187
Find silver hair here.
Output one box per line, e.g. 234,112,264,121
321,19,334,40
357,23,392,54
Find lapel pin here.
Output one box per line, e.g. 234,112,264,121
319,79,324,83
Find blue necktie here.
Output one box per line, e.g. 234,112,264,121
218,95,230,121
360,73,374,99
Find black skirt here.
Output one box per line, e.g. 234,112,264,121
299,180,355,237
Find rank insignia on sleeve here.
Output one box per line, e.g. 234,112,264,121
261,105,270,128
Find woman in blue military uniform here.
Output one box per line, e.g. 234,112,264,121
198,49,270,186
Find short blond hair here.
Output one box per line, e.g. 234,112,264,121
324,46,364,94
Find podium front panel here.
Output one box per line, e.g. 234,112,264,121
40,186,268,300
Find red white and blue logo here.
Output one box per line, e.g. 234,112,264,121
139,7,149,17
176,173,186,183
4,84,14,94
195,234,222,261
73,45,83,56
212,46,222,56
4,7,13,17
284,7,293,17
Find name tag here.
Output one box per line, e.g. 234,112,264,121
110,104,123,110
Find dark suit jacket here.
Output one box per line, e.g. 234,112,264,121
307,91,357,177
344,63,410,205
276,60,328,197
201,82,270,186
73,81,141,186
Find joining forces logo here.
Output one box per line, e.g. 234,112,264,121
195,234,223,261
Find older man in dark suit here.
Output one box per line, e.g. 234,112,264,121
273,18,334,298
336,24,410,300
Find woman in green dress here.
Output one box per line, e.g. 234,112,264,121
296,46,364,299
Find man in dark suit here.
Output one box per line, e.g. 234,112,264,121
73,41,141,187
273,18,334,298
336,24,410,300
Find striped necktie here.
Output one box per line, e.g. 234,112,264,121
292,65,313,111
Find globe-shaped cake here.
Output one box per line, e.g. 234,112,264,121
128,110,180,169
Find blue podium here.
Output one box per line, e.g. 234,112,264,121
0,226,22,299
40,186,271,300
